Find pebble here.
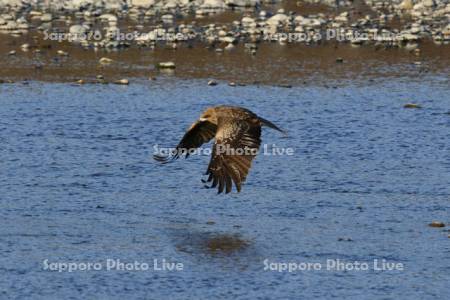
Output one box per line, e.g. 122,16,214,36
40,13,53,22
99,14,118,23
99,57,114,65
208,80,218,86
69,25,88,37
114,79,129,85
8,50,16,55
57,50,68,56
21,43,31,51
157,61,176,69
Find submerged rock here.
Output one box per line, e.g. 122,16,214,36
205,234,249,253
338,237,353,242
429,221,445,228
404,103,422,109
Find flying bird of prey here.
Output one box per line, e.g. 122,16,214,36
154,106,285,194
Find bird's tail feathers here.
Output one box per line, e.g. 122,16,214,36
259,117,287,136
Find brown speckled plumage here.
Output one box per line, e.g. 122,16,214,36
154,105,284,194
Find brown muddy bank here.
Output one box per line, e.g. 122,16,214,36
1,0,449,84
1,35,449,85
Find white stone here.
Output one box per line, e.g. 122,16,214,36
221,36,235,43
69,24,89,35
422,0,435,7
130,0,155,7
242,16,256,27
2,21,17,30
266,13,288,27
115,79,129,85
164,0,178,9
157,61,176,69
225,43,235,50
400,0,413,10
1,14,13,21
40,13,53,22
99,57,114,64
402,33,419,41
413,3,424,11
104,0,125,10
99,14,118,22
201,0,226,9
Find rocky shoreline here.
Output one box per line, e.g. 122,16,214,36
0,0,449,84
0,0,449,51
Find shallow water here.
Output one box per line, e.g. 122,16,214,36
0,77,449,299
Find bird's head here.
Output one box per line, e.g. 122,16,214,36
199,107,218,124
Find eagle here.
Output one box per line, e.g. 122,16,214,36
154,106,285,194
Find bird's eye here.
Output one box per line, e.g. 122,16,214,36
203,115,210,118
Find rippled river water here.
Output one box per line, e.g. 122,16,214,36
0,77,449,299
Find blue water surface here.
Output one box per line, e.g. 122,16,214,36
0,77,449,299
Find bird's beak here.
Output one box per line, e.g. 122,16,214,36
199,117,207,122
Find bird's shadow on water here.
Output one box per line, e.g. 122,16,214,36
175,230,251,255
168,225,261,270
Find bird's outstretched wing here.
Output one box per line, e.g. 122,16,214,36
153,120,217,162
204,119,261,194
